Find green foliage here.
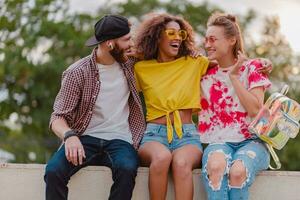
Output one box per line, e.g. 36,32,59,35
96,0,215,36
246,16,300,170
0,0,94,162
0,0,299,170
0,0,216,163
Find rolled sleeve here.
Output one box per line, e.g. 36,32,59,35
247,59,271,91
49,69,82,130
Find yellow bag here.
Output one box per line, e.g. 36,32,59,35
249,85,300,169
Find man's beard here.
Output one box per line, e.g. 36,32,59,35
109,44,128,63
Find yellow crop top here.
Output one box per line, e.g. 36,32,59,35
134,56,209,143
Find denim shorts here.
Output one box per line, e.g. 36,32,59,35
140,123,203,152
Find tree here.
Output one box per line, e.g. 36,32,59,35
95,0,222,36
0,0,218,163
0,0,94,162
1,0,299,170
246,16,300,170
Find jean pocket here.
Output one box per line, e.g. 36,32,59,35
184,130,199,137
144,130,155,136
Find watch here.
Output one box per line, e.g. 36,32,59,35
63,130,78,142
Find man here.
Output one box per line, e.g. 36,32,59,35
44,15,146,200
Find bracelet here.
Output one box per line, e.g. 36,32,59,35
63,130,78,142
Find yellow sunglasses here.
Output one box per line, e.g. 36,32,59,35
164,29,187,40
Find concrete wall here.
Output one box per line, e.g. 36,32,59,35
0,163,300,200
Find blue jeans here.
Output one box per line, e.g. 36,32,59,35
140,123,203,152
202,139,270,200
44,135,138,200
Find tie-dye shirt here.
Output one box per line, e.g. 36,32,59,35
198,59,271,143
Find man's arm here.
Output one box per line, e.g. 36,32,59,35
52,118,86,166
50,69,86,166
51,118,72,140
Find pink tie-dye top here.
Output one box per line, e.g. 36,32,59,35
198,59,271,143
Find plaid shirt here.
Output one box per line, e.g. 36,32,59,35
50,48,145,150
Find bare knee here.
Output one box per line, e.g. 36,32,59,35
172,157,191,178
229,160,247,187
205,152,227,190
150,151,172,174
207,152,227,175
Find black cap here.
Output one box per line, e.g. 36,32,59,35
85,15,130,47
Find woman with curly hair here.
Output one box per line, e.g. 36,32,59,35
134,13,209,200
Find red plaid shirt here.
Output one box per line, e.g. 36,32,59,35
50,48,145,150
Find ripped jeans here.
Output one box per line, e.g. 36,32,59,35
201,139,270,200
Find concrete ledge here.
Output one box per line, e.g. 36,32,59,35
1,163,300,200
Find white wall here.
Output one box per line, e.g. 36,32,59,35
1,163,300,200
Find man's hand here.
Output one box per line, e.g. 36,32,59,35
64,136,86,166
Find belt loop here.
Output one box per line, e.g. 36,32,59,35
157,124,162,134
181,123,185,133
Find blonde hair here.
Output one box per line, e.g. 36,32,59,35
207,13,244,58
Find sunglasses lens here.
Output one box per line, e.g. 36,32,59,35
165,30,174,39
165,29,187,40
179,30,187,40
205,37,216,44
167,31,176,39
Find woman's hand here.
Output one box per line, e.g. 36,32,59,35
229,51,248,77
124,47,136,57
208,60,218,68
257,58,273,75
189,49,203,58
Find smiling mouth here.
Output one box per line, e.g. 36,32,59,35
207,49,215,54
170,43,180,49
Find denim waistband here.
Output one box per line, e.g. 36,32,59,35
146,123,196,133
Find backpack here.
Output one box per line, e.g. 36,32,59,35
249,85,300,169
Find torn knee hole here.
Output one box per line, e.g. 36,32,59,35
207,173,223,190
206,151,228,175
229,160,249,188
205,151,229,191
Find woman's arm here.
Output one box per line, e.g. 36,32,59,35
229,76,264,117
229,52,265,117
